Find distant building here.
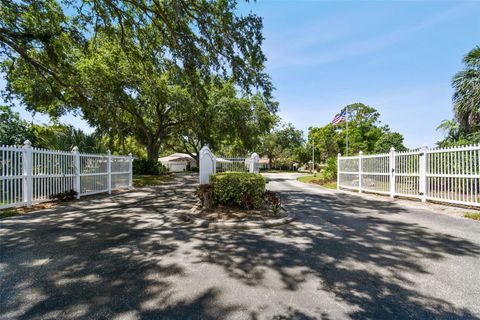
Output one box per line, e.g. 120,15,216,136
159,153,197,172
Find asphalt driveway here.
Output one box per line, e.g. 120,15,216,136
1,173,479,319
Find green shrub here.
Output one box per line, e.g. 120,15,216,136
49,189,77,201
133,158,167,175
323,156,337,180
210,172,266,209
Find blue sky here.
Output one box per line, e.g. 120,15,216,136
3,0,480,148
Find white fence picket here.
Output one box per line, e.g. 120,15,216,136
338,144,480,207
0,142,133,209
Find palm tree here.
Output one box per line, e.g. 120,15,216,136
452,46,480,133
34,125,107,153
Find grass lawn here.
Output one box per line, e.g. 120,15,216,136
297,175,337,189
133,174,173,187
464,212,480,221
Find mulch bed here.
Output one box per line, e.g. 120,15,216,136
190,202,286,222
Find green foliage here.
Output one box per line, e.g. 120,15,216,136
132,175,172,188
210,172,266,210
168,82,277,159
309,124,339,163
133,159,167,175
452,46,480,134
260,122,304,168
374,132,407,153
336,103,388,155
436,119,480,147
32,124,107,153
308,103,406,161
297,174,337,189
1,0,274,160
0,106,34,145
323,156,338,181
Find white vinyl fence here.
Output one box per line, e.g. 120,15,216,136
0,140,133,209
199,146,260,184
337,144,480,207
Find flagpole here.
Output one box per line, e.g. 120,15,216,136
346,105,349,156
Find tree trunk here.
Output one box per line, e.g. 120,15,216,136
146,142,161,161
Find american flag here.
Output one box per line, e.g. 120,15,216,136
331,110,346,126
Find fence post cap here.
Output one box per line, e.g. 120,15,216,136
251,152,259,159
390,147,395,152
23,140,32,147
359,151,363,155
337,153,341,157
421,144,429,150
107,150,111,155
128,153,133,157
72,146,79,152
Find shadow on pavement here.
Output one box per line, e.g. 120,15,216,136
1,174,479,319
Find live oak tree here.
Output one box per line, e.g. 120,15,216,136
1,0,275,159
167,82,277,161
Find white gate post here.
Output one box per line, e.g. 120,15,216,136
250,152,260,173
419,144,428,202
128,153,133,189
199,146,216,184
389,147,396,198
73,146,81,199
337,153,341,190
107,150,112,194
22,140,33,207
358,151,363,193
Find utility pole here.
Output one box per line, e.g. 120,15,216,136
312,138,315,173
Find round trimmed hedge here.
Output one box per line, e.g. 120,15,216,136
210,172,266,209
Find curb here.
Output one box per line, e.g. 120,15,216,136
186,209,296,230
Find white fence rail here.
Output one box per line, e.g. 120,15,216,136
199,146,260,184
1,140,133,209
337,144,480,207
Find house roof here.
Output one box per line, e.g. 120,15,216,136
159,153,195,162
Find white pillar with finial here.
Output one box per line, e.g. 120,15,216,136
72,146,81,199
358,151,363,193
23,140,33,207
128,153,133,189
107,150,112,194
337,153,341,190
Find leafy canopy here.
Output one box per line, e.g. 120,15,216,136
259,123,304,168
0,0,276,160
308,103,406,160
0,105,34,145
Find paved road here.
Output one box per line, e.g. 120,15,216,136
1,173,480,319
